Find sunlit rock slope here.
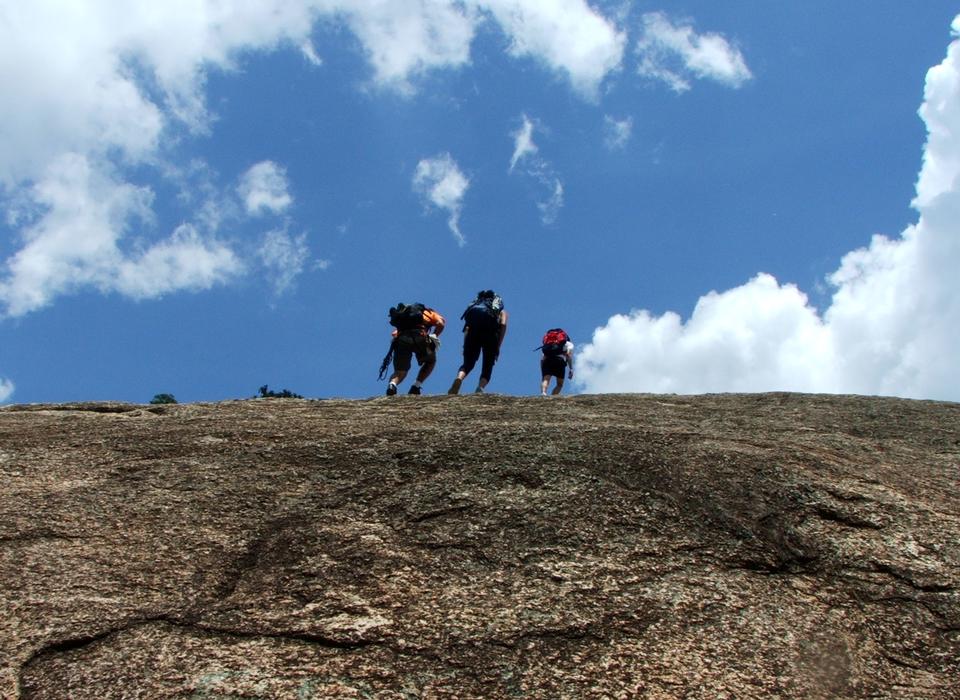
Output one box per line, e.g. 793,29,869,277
1,393,958,698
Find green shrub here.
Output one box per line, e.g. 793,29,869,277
255,385,303,399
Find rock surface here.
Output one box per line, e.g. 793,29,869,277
1,393,959,699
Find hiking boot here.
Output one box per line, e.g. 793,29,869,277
448,377,462,394
386,383,398,396
408,385,422,395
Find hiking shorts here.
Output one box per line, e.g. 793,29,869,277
541,354,567,379
459,330,499,382
393,332,436,372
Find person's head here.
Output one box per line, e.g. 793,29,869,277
478,289,495,300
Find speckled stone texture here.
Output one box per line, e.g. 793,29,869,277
1,393,958,699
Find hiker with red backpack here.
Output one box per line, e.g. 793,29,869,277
380,302,445,395
448,290,508,394
539,328,574,395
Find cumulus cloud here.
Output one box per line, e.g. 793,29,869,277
0,1,635,318
578,274,835,394
0,378,13,403
474,0,626,98
636,12,752,93
258,229,312,295
413,153,470,245
238,161,293,216
603,115,633,149
325,0,476,92
0,154,241,317
579,21,960,401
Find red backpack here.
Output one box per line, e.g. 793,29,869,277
539,328,570,356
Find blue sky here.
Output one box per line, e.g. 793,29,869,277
2,1,960,403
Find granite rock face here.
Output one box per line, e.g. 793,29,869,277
1,393,958,699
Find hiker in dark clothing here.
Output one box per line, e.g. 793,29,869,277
448,290,508,394
384,303,445,395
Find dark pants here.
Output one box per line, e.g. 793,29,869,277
393,332,435,372
459,331,499,382
541,354,567,378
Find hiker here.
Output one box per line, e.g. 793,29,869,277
448,290,508,394
539,328,574,395
382,302,445,395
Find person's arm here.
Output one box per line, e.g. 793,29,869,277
497,310,509,348
425,309,445,336
566,342,574,379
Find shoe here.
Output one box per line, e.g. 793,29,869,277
386,383,398,396
474,386,484,394
448,377,462,394
408,385,421,395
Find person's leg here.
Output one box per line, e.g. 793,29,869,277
412,335,437,386
551,358,569,394
477,335,498,391
415,360,435,384
541,375,550,395
388,337,413,394
450,332,480,393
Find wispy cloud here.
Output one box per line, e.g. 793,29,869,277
538,179,565,226
636,12,752,93
413,153,470,246
507,114,564,225
300,40,322,67
258,229,311,295
603,115,633,149
579,24,960,401
238,161,293,216
510,114,538,172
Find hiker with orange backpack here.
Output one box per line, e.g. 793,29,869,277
448,290,508,394
539,328,574,395
380,302,445,395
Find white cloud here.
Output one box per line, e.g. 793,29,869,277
0,154,241,317
323,0,477,92
258,229,311,295
507,114,564,224
636,12,752,93
579,22,960,401
0,1,635,319
509,114,539,172
603,115,633,149
0,2,319,316
578,274,836,394
115,224,242,299
474,0,626,98
0,378,13,403
301,40,323,67
538,179,564,226
238,161,293,216
413,153,470,245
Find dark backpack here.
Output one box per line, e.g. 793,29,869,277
389,302,426,332
461,292,503,333
539,328,570,356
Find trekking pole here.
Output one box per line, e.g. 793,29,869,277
378,341,395,380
